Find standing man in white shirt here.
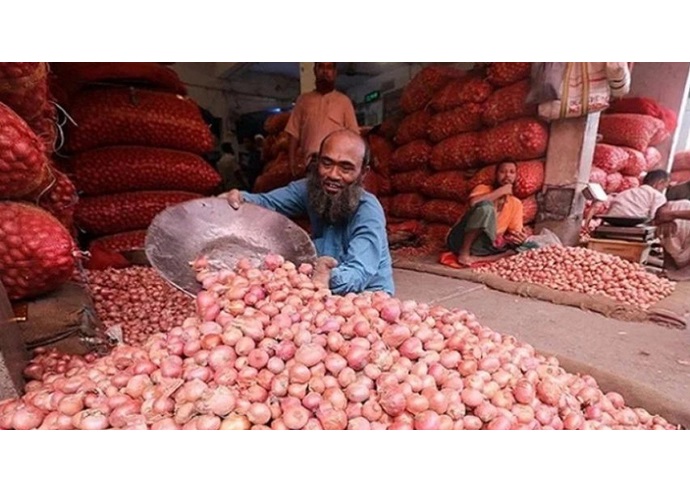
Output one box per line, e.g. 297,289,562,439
285,63,360,177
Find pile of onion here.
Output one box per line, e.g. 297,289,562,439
88,266,195,346
0,253,678,430
475,245,674,310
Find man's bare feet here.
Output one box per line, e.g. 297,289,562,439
457,251,515,266
456,254,477,266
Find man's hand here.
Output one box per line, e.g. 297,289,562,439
221,189,243,210
505,229,527,246
655,208,675,224
497,183,513,197
313,256,338,289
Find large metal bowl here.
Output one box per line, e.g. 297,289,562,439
145,198,317,296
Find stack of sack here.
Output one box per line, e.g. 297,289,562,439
50,63,221,268
0,63,78,301
384,63,547,257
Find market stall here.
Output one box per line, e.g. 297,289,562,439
1,62,689,429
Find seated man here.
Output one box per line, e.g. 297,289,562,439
222,129,394,295
446,161,526,266
655,200,690,280
583,169,670,234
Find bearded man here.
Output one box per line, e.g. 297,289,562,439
223,129,394,295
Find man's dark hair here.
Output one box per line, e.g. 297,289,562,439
643,169,670,186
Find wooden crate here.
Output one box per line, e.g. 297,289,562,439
587,238,651,264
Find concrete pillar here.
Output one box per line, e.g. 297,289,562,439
299,63,315,95
0,284,28,401
628,63,690,170
535,112,601,246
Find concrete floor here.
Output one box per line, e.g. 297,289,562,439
393,268,690,427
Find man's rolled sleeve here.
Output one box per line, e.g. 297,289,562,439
329,206,386,294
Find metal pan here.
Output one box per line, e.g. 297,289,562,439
145,198,317,296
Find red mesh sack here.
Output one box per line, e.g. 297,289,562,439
89,230,147,253
598,114,664,152
421,200,467,225
521,195,538,224
514,160,545,199
421,171,472,200
379,116,403,142
430,132,481,171
368,134,394,176
0,101,49,199
0,63,49,124
379,196,392,216
22,165,78,230
75,191,202,236
671,170,690,185
264,112,291,135
607,97,677,133
427,103,484,143
644,147,662,171
589,167,607,185
604,172,623,194
672,150,690,172
481,79,536,126
592,144,627,173
618,176,641,192
426,223,452,246
64,88,215,154
254,170,293,193
391,169,430,194
379,177,392,196
262,135,278,162
50,62,186,100
388,220,427,237
401,65,466,114
619,147,647,177
430,77,493,112
395,110,431,145
363,170,382,196
650,126,671,147
486,63,532,87
27,102,58,153
271,132,290,156
390,193,425,219
478,118,549,164
83,245,131,271
71,146,221,195
0,202,77,300
390,140,432,173
467,165,497,190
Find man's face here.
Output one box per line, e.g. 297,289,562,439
496,162,517,186
307,132,366,224
314,63,337,85
317,134,364,194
